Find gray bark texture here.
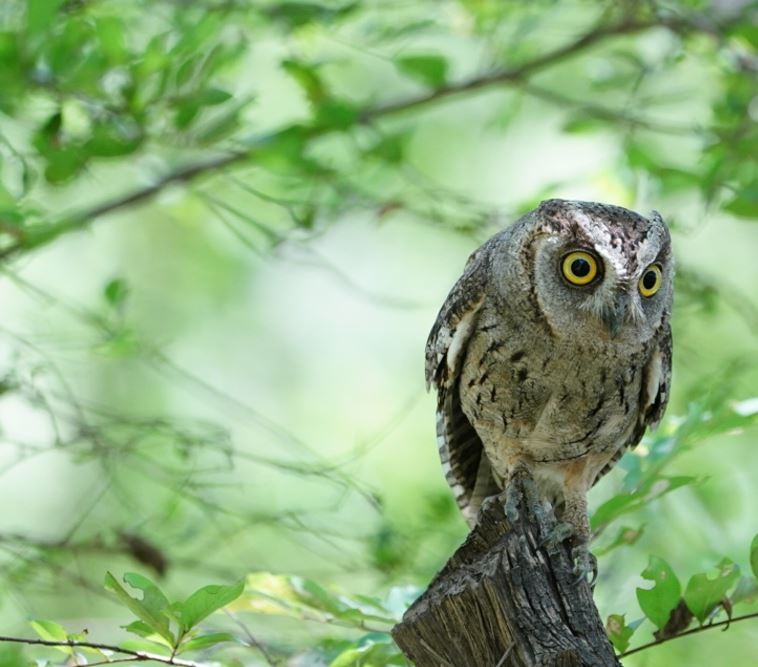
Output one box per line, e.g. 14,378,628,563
392,481,621,667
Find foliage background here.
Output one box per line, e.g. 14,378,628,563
0,0,757,665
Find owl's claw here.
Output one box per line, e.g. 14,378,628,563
572,545,598,587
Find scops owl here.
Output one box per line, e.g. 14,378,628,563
425,199,672,577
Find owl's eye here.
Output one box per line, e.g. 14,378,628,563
639,264,663,297
561,251,600,286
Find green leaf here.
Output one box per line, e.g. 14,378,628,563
26,0,65,34
104,572,174,645
605,614,638,654
44,149,88,185
30,620,72,656
683,558,740,623
724,187,758,219
104,278,129,309
85,124,143,158
197,88,233,106
314,99,358,130
282,59,326,105
178,580,245,632
731,576,758,606
30,619,68,642
196,106,243,144
636,556,681,629
365,133,408,164
178,632,237,654
395,55,448,87
751,534,758,579
329,636,405,667
562,116,603,134
123,620,161,639
122,620,173,648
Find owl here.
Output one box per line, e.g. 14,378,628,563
425,199,672,579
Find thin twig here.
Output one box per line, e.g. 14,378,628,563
619,611,758,658
224,610,277,666
0,635,206,667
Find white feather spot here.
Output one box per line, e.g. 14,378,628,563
446,309,478,377
645,346,663,409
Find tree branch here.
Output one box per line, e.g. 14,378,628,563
362,17,666,119
0,635,206,666
392,481,620,667
0,14,717,261
619,611,758,658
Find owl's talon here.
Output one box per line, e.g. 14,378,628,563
572,546,598,587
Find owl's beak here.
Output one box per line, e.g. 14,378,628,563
603,298,627,338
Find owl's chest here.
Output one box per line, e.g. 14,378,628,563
459,323,645,461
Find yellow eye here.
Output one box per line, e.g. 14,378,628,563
561,251,599,286
639,264,663,297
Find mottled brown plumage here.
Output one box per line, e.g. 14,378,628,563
426,199,673,576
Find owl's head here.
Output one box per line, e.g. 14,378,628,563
511,199,673,344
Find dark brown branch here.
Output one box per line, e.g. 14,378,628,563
0,635,204,666
392,481,620,667
619,611,758,659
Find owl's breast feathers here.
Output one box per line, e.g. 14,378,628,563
426,238,672,525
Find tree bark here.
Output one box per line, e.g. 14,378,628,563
392,480,620,667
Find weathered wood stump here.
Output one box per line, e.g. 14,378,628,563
392,482,620,666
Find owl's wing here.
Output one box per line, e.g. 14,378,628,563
425,244,497,525
594,322,672,484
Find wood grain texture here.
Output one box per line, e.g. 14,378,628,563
392,480,620,667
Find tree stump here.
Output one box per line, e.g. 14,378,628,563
392,481,620,666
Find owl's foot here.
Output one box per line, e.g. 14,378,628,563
539,522,597,586
503,467,546,525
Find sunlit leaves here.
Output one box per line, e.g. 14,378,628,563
240,572,399,630
683,559,740,624
328,634,407,666
29,621,109,661
104,572,244,655
636,556,682,630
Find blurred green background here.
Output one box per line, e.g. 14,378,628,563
0,0,757,665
